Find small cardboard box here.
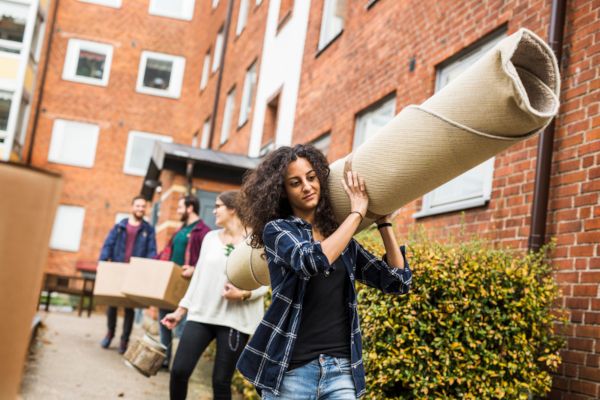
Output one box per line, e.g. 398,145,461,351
93,262,142,308
122,258,189,309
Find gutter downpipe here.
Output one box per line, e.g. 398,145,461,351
528,0,568,252
26,0,60,165
208,0,234,149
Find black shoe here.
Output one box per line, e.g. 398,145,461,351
118,339,129,354
100,332,114,349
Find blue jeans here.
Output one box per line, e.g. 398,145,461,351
262,355,356,399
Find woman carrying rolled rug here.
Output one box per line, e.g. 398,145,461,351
161,191,268,400
236,144,412,399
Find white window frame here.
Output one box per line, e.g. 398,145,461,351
200,50,211,90
47,119,100,168
414,32,506,218
148,0,195,21
123,131,173,176
62,39,113,86
136,51,186,99
211,28,224,73
49,205,86,252
78,0,122,8
236,0,250,36
353,96,395,150
200,117,211,149
0,1,29,55
220,88,236,145
212,0,220,9
259,141,275,157
238,62,257,127
318,0,344,51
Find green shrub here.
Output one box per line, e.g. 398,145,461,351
356,229,564,399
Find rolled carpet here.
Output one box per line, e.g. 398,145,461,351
227,28,560,290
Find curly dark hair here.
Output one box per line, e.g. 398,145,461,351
240,144,339,248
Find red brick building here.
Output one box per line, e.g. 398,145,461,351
25,0,598,398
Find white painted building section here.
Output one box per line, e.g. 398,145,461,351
248,0,311,157
0,0,46,161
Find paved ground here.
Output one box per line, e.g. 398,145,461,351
20,311,222,399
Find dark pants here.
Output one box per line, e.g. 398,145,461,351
106,306,134,341
159,308,186,364
170,321,249,400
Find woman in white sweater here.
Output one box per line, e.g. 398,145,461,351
161,191,268,400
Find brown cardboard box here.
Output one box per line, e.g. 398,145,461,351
121,258,189,309
0,162,62,399
93,262,142,308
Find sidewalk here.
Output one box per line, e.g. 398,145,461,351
20,311,215,399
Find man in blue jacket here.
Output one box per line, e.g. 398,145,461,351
98,195,157,354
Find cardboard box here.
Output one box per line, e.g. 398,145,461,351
93,262,142,308
122,258,189,309
0,162,62,399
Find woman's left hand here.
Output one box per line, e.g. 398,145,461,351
223,282,248,301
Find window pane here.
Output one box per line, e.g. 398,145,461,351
212,30,224,72
200,51,210,89
125,132,172,175
48,120,99,167
0,91,12,131
319,0,344,49
151,0,184,15
76,50,106,79
311,133,331,156
50,206,85,252
0,3,28,45
221,89,236,144
143,58,173,89
353,97,395,149
236,0,249,35
201,118,211,148
239,63,257,125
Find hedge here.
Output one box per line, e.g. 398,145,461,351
357,228,563,399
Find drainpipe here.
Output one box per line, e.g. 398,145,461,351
26,0,59,165
528,0,568,252
208,0,234,149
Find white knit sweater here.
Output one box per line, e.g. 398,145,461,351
179,230,268,335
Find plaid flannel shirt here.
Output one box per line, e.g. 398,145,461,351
236,216,412,397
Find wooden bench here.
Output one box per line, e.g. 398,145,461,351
41,273,95,317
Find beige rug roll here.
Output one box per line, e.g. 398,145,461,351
226,238,271,290
228,28,560,290
330,28,559,228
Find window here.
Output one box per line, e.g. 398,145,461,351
200,117,211,148
0,2,28,54
79,0,122,8
236,0,250,35
62,39,113,86
353,95,395,149
310,133,331,157
212,28,224,72
124,131,172,176
415,31,506,218
238,61,257,126
262,92,280,150
318,0,345,51
29,13,45,63
48,119,99,168
220,88,236,144
50,205,86,252
136,51,186,98
149,0,195,21
200,50,210,90
212,0,220,8
0,91,12,133
256,0,263,4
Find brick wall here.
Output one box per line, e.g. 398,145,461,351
293,1,599,398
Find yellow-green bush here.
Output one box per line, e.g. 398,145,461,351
356,229,564,399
